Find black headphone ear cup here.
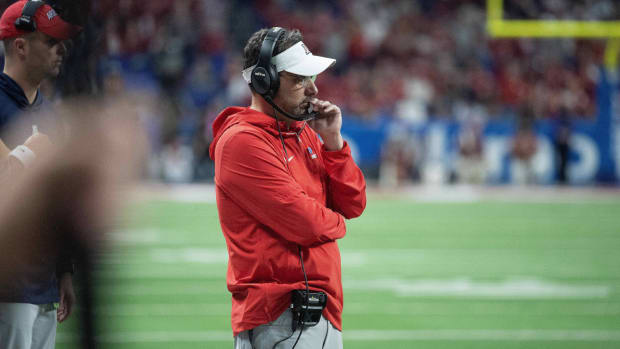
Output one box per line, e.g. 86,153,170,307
251,66,271,96
267,64,279,97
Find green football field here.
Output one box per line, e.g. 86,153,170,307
56,188,620,348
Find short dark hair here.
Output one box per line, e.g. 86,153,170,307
2,38,15,56
243,28,303,70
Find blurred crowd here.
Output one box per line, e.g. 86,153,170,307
505,0,619,21
91,0,610,182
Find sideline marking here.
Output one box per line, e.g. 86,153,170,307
101,277,610,300
348,329,620,341
344,278,609,299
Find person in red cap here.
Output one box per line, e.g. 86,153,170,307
210,27,366,348
0,1,81,348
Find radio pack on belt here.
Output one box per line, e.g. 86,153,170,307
290,289,327,331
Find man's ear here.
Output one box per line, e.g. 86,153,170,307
13,37,28,58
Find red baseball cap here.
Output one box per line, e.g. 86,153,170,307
0,0,81,40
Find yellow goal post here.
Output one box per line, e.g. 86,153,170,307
486,0,620,71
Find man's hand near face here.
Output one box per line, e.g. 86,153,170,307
308,98,344,151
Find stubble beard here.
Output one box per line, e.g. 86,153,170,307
47,62,62,79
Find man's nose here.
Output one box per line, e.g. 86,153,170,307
305,79,318,96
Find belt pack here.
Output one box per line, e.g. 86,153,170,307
290,289,327,331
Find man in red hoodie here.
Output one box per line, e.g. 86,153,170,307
209,27,366,348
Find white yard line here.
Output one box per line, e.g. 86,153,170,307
346,329,620,341
102,285,223,296
97,245,613,300
146,247,228,263
56,331,232,343
56,329,620,343
99,275,610,300
93,303,230,316
132,183,217,203
343,278,610,299
98,245,612,300
130,183,620,204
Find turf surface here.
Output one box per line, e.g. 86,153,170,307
56,194,620,348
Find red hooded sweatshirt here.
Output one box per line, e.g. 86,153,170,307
209,106,366,336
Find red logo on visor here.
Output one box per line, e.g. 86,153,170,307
301,43,310,55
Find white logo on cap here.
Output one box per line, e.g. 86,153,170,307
47,9,57,20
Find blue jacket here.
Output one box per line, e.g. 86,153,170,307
0,72,71,304
0,72,42,130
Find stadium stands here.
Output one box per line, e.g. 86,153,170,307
92,1,617,183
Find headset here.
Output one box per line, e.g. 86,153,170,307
14,0,45,32
251,27,319,122
251,27,283,98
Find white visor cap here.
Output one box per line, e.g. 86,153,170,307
242,41,336,83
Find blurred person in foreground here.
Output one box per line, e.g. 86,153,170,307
209,27,366,348
0,1,81,347
0,98,147,349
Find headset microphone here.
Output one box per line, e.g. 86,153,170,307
263,95,319,122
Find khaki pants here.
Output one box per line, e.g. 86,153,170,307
0,303,57,349
234,309,342,349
